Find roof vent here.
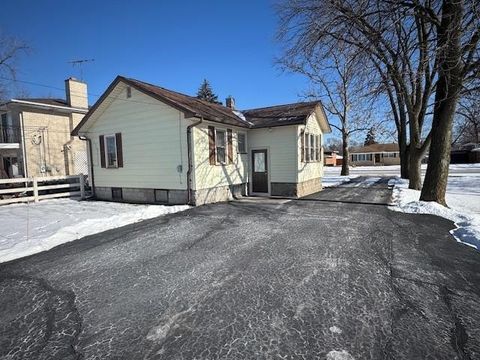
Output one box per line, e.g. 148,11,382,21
226,96,235,110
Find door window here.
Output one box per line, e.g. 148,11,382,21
254,152,265,172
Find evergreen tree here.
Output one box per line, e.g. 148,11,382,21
364,127,377,146
196,79,220,104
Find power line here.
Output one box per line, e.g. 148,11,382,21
0,76,201,109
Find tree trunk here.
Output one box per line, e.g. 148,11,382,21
341,132,349,176
398,129,409,179
400,146,409,179
408,150,422,190
420,0,463,205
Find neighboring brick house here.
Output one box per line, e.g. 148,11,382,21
72,76,332,205
0,78,89,178
324,151,342,166
350,143,400,166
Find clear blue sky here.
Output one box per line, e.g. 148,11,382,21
2,0,310,110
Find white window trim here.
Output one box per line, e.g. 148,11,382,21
214,128,228,165
237,132,247,154
104,134,118,168
304,131,322,162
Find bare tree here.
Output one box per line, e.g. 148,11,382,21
277,0,479,200
279,47,377,175
325,137,343,153
0,31,28,100
421,0,480,204
452,93,480,147
277,0,439,189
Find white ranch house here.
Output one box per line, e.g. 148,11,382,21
72,76,331,205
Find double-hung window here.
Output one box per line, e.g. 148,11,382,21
310,134,315,161
215,129,227,164
237,133,247,154
105,135,118,168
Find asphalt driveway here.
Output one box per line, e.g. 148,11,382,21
1,179,479,359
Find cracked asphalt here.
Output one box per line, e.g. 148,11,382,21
1,177,479,359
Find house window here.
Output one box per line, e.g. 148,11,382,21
353,153,374,162
384,152,398,158
304,132,311,162
316,135,321,161
126,86,132,98
238,133,247,154
215,129,227,164
105,135,118,168
310,134,315,161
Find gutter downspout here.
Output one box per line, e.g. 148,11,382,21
79,135,95,197
186,117,203,205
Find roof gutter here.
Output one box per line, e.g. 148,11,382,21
186,117,203,205
9,99,89,113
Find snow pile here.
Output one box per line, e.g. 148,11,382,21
0,199,190,263
322,175,359,188
389,177,480,250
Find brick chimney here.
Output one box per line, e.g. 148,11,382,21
225,96,235,110
65,77,88,109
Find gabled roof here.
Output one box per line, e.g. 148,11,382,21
351,143,399,153
243,101,325,129
72,76,331,135
125,78,251,128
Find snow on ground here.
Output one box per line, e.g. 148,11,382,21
324,163,480,176
0,199,190,263
390,176,480,251
322,175,359,188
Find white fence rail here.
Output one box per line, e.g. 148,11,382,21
0,174,86,205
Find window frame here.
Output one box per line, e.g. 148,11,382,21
305,132,310,162
316,134,321,162
237,132,247,154
104,134,118,168
215,128,228,164
309,134,315,162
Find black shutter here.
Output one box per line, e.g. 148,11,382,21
227,129,233,164
208,126,216,165
99,135,106,168
115,133,123,167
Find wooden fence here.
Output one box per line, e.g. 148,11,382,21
0,174,86,205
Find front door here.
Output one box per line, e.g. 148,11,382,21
252,149,268,194
375,153,381,164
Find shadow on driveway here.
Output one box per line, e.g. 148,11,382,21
303,176,394,205
0,194,479,359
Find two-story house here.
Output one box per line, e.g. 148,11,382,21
0,78,89,178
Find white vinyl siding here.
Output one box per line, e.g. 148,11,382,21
297,113,324,182
248,125,298,183
192,122,247,191
85,83,189,189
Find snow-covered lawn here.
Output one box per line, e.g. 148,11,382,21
324,163,480,176
322,175,359,188
390,176,480,251
0,199,190,263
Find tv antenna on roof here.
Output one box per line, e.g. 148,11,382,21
68,58,95,80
